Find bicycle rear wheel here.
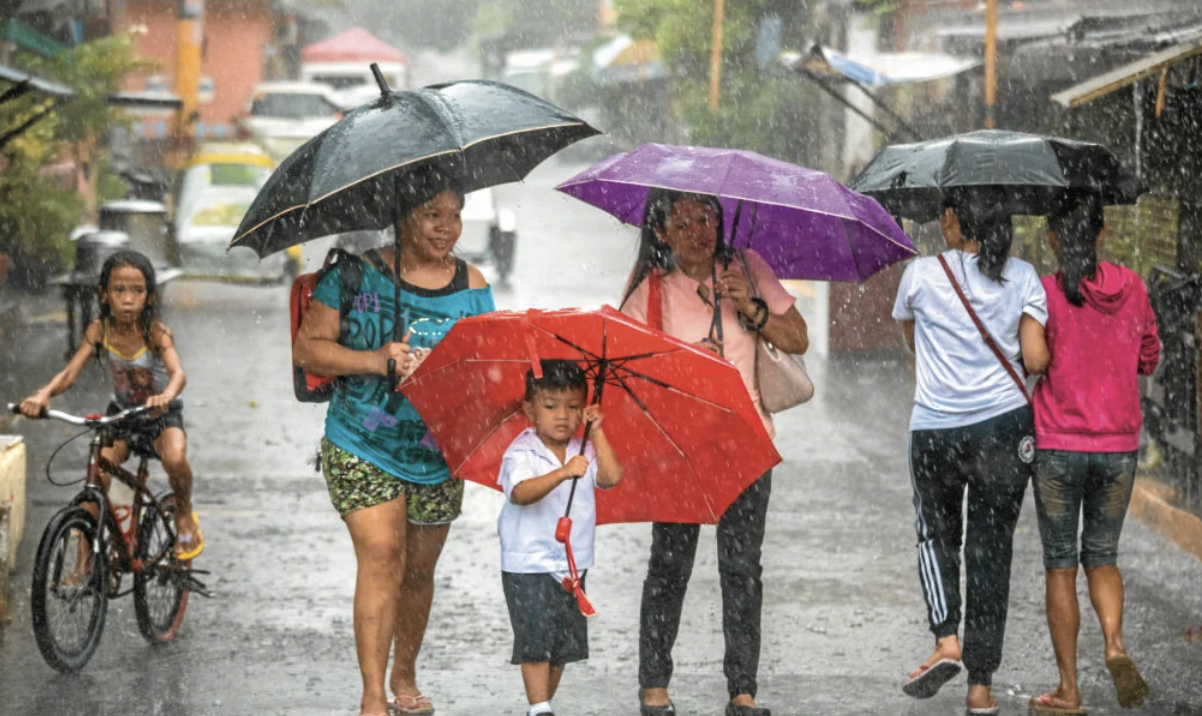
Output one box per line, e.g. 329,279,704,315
133,494,189,643
30,506,108,673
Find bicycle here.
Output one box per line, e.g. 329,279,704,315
6,401,211,673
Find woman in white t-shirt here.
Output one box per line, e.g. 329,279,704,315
892,190,1049,715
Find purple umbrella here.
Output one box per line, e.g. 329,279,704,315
555,143,917,282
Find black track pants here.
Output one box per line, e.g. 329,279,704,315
909,406,1033,687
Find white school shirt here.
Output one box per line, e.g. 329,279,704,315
497,428,605,580
892,250,1048,431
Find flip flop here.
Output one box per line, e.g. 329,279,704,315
174,511,205,561
390,693,434,715
903,658,963,699
1105,655,1150,708
1028,694,1088,715
967,703,1000,715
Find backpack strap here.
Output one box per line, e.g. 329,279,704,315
317,247,363,346
937,254,1030,404
337,253,362,345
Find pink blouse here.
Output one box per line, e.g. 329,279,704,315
620,250,796,439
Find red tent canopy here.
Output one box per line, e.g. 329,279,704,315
302,28,408,65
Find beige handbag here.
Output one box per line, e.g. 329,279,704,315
736,251,814,413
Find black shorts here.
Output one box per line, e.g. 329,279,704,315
106,401,185,458
502,571,589,667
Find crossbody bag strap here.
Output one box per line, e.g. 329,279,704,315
937,254,1030,404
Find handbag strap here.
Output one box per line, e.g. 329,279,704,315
647,271,663,331
937,254,1030,405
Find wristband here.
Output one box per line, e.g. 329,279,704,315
738,297,770,331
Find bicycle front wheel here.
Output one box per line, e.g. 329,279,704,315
133,494,189,643
30,506,108,673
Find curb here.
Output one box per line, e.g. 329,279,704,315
1129,476,1202,562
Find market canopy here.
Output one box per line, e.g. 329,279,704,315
781,44,980,87
302,27,408,66
1051,34,1202,109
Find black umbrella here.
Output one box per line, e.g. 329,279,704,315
231,64,600,387
848,129,1143,223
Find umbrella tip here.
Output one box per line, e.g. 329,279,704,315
370,62,390,97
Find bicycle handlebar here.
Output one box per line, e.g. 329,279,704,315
7,400,183,427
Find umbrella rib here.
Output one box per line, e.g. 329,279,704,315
609,363,737,415
614,371,719,523
232,121,592,246
452,408,524,476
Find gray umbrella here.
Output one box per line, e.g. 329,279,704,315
849,129,1144,223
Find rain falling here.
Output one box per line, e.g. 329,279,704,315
0,1,1200,715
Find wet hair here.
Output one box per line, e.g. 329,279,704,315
395,165,466,230
1048,192,1105,307
524,359,588,402
96,250,163,355
620,188,728,310
943,189,1014,284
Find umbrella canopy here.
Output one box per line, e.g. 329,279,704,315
231,77,600,257
555,143,916,283
401,306,782,525
848,129,1144,223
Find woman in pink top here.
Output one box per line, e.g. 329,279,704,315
1027,193,1159,716
619,189,807,716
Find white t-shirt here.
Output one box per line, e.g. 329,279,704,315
497,428,606,579
892,250,1048,431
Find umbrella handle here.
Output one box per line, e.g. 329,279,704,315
387,359,398,392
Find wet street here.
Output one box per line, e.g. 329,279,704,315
1,161,1201,716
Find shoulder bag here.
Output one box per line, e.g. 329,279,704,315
735,251,814,412
936,254,1030,404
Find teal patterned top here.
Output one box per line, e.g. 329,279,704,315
312,258,495,484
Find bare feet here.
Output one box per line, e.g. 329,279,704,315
1031,691,1081,710
173,510,204,560
642,688,671,707
967,684,997,711
909,635,963,680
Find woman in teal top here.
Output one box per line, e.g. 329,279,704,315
294,179,494,716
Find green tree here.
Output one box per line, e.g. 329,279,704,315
35,33,153,216
0,34,152,284
613,0,824,164
473,0,599,47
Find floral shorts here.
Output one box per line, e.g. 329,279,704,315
320,438,464,523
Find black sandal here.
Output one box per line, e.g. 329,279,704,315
639,690,676,716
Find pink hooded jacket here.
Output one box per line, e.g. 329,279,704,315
1033,262,1160,452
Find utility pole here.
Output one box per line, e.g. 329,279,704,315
173,0,203,164
708,0,725,113
984,0,997,128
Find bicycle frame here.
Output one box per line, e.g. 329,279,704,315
70,427,168,577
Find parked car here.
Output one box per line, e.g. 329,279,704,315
173,143,302,282
238,82,341,163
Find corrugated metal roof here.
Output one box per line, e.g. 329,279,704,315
1051,34,1202,108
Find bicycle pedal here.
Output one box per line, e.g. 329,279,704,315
182,575,214,598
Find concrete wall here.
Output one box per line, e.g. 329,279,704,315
122,0,275,137
0,435,26,571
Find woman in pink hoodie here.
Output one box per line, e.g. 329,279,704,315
1027,193,1159,716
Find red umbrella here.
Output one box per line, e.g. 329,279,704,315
401,306,781,526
